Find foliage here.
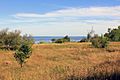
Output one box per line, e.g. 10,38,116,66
55,39,64,43
80,28,95,42
22,34,34,46
0,29,21,50
91,36,109,48
0,28,34,50
0,42,120,79
63,35,70,42
51,38,56,43
87,27,95,41
87,32,92,41
53,35,70,43
79,38,88,42
14,43,32,67
104,26,120,41
39,41,48,44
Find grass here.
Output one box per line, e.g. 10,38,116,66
0,42,120,80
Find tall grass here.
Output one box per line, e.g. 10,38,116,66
0,42,120,80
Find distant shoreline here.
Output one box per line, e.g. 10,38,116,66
33,36,86,43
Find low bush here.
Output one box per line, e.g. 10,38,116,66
91,36,109,48
0,28,34,50
53,35,71,43
55,39,64,43
79,38,88,42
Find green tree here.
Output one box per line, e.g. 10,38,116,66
14,43,32,67
87,32,91,41
118,26,120,30
4,30,21,50
0,28,8,47
0,29,22,50
22,34,34,46
104,26,120,41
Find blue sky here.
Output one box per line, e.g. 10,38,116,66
0,0,120,36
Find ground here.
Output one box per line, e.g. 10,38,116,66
0,42,120,80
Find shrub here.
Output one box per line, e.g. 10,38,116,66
55,39,64,43
51,38,56,43
14,43,32,67
0,29,22,50
79,38,88,42
39,41,48,44
22,34,34,46
0,29,34,50
63,35,70,42
54,35,70,43
91,36,109,48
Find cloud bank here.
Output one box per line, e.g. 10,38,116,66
14,6,120,18
1,6,120,36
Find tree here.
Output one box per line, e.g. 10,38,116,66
118,26,120,30
4,30,21,50
87,32,91,40
104,26,120,41
87,27,95,42
108,28,111,33
22,34,34,46
0,28,34,50
14,43,32,67
0,29,22,50
0,28,9,47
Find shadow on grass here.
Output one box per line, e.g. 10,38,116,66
66,72,120,80
65,60,120,80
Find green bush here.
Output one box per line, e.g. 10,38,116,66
79,38,88,42
55,39,64,43
54,35,70,43
51,38,56,43
63,35,70,42
39,41,48,44
14,43,32,67
0,29,34,50
91,36,109,48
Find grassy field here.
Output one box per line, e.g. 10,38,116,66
0,42,120,80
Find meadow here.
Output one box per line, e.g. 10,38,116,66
0,42,120,80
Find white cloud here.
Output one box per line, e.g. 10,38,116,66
1,6,120,36
13,13,42,18
13,6,120,18
11,6,120,24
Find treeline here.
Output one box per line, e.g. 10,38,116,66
0,28,34,50
80,26,120,48
49,26,120,48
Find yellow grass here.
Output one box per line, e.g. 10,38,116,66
0,42,120,80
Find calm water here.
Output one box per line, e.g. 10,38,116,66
33,36,86,43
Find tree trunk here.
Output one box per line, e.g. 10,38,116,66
20,63,23,68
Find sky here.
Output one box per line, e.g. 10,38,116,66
0,0,120,36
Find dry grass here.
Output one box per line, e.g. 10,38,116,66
0,42,120,80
